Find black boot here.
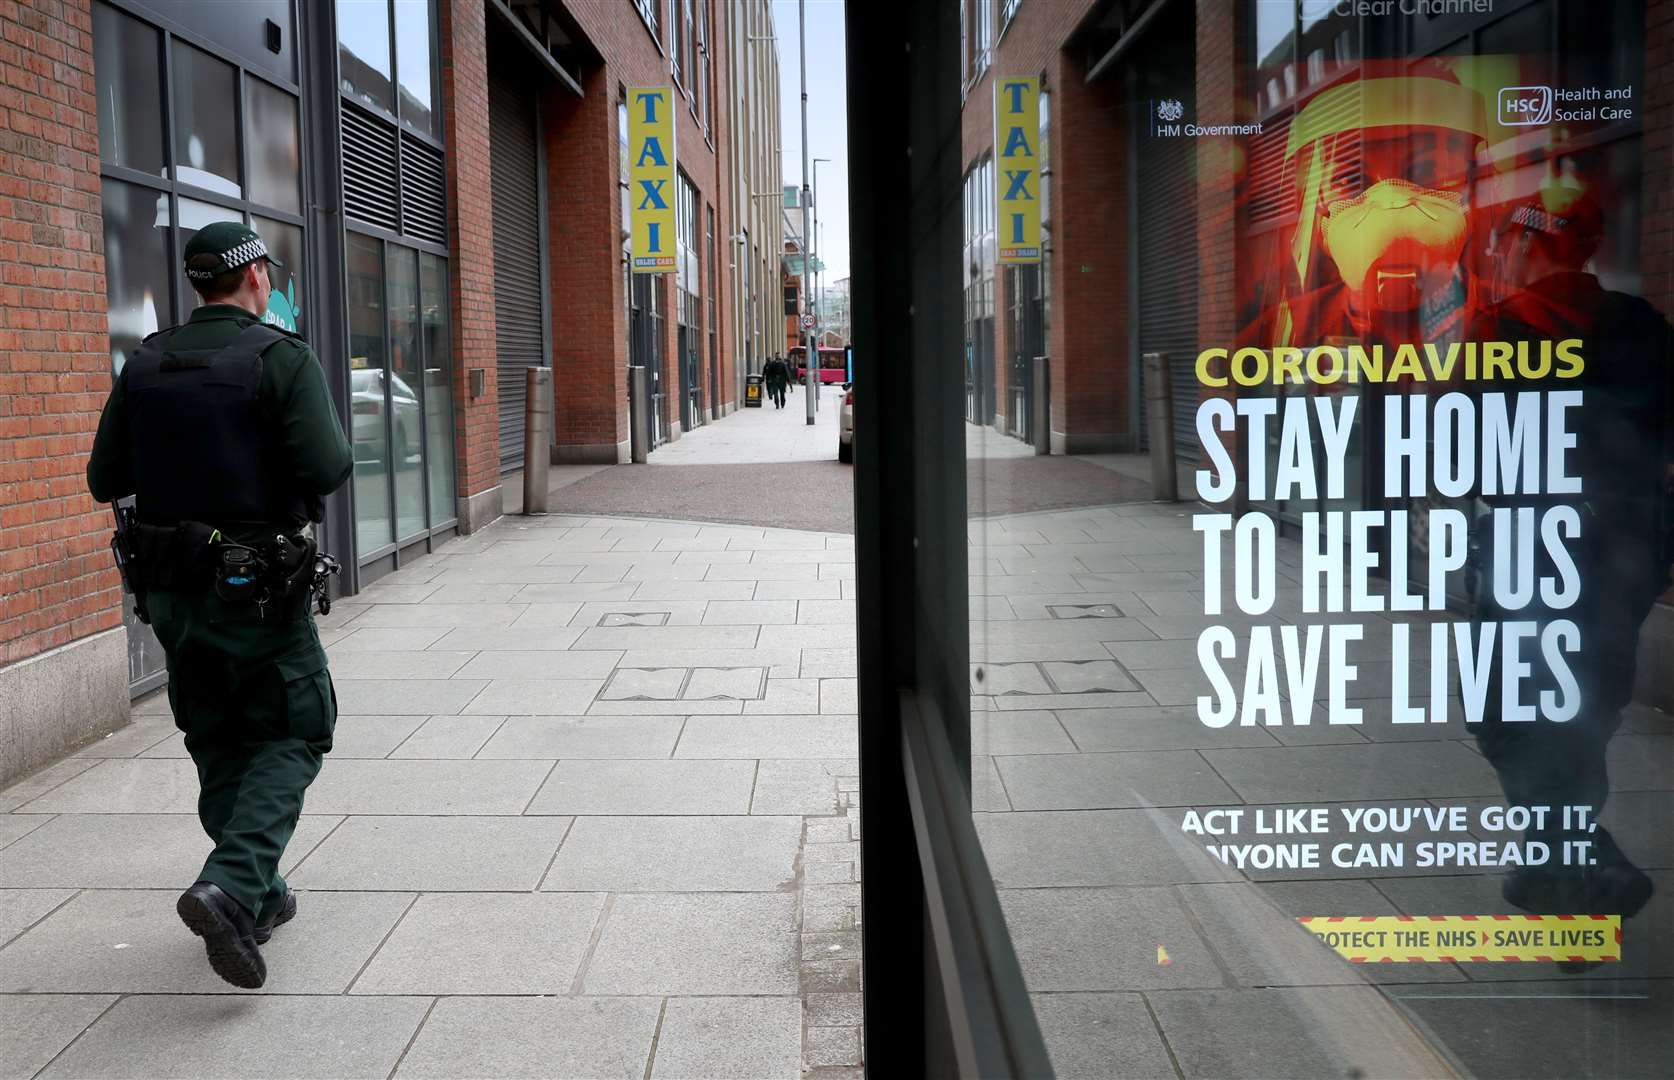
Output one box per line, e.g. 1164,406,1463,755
255,890,298,946
177,881,266,988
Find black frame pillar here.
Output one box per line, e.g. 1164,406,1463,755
849,2,1052,1075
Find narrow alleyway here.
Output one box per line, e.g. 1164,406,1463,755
511,384,856,533
0,505,862,1077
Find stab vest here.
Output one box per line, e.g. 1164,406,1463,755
123,320,310,528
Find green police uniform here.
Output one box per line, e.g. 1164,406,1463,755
87,223,352,982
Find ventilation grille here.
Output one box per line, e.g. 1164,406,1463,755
341,102,399,233
400,134,448,245
1246,110,1297,231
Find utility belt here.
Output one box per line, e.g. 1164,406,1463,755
111,508,339,623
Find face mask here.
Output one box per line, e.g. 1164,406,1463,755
1322,178,1468,311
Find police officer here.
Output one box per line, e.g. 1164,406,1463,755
1470,182,1674,947
87,222,353,989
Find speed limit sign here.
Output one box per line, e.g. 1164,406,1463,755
800,314,816,330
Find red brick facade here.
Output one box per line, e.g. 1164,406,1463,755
439,0,500,513
548,0,731,449
434,0,741,491
965,0,1127,452
0,0,118,667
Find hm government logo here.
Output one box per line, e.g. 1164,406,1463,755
1157,99,1185,123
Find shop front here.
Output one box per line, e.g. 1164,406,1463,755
93,0,315,691
93,0,459,691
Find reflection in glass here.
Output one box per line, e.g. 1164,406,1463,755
421,253,457,524
170,41,241,197
394,0,435,134
93,2,165,176
962,4,1674,1077
247,78,302,215
252,215,304,335
100,179,171,375
176,198,243,316
338,0,394,113
347,233,393,552
388,246,425,541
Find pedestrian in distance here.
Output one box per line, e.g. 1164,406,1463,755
765,355,788,408
87,222,354,989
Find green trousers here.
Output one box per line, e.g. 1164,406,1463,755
147,589,336,923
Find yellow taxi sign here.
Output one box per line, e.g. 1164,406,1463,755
994,76,1041,264
629,86,677,274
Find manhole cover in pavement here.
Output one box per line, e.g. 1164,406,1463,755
599,611,671,627
1047,603,1123,619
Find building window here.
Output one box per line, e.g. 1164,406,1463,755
962,0,992,92
338,1,454,558
1000,0,1023,38
706,202,717,408
671,0,684,86
93,0,306,352
394,0,436,136
634,0,659,40
698,0,711,133
338,0,441,135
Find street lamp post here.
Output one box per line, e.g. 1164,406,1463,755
797,0,815,425
813,157,830,353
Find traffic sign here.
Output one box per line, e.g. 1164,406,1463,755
800,314,816,330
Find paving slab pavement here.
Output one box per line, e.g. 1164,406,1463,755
0,513,862,1078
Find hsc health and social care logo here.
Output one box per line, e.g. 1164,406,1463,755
1498,85,1553,126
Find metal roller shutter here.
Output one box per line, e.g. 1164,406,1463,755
489,71,546,473
1135,130,1198,459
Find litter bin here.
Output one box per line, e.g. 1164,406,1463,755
745,373,764,408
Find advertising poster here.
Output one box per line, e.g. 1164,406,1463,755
629,85,676,274
1179,18,1670,971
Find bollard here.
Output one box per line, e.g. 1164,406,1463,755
1032,355,1049,456
629,365,649,464
1143,352,1179,502
522,367,552,515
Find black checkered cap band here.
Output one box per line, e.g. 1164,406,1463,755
185,237,269,280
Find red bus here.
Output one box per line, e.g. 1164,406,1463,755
790,345,848,384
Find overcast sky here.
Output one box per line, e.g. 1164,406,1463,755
773,0,849,284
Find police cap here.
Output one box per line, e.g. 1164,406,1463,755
183,221,284,282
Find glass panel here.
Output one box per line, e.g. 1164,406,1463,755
93,2,165,176
246,78,302,215
394,0,435,135
339,0,394,113
132,0,296,84
965,2,1674,1077
99,178,171,375
388,245,425,541
251,215,304,335
170,40,241,197
421,252,456,524
347,233,393,552
175,197,244,314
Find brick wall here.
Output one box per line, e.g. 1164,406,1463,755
1047,48,1128,447
0,0,118,667
962,0,1124,449
438,0,499,506
546,70,626,454
555,0,728,445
